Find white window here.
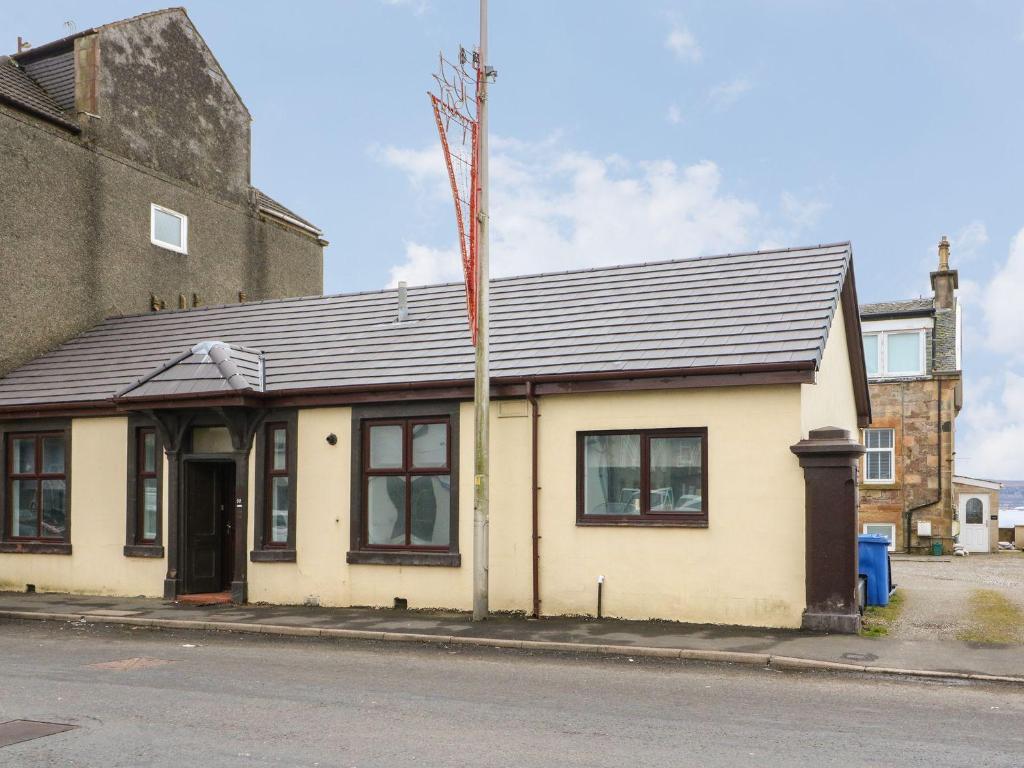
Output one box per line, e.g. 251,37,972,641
150,204,188,254
862,330,925,378
863,333,880,376
864,428,894,483
863,523,896,552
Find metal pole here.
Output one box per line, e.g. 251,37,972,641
472,0,490,622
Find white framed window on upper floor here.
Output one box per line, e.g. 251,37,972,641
150,204,188,254
863,428,895,483
862,330,926,378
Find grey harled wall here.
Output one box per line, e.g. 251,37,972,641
0,103,323,376
90,10,252,203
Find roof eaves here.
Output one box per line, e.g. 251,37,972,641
0,91,80,132
258,205,323,236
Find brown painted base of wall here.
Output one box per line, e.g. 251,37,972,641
801,610,861,634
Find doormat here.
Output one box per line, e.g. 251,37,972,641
176,592,233,607
0,720,77,748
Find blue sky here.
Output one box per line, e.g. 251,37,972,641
7,1,1024,479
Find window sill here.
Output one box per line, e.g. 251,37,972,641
346,550,461,567
250,549,297,563
861,483,900,491
576,518,709,529
0,541,72,555
124,544,164,558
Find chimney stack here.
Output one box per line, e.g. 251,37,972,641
397,281,409,322
930,234,958,310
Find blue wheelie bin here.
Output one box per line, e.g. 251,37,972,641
858,534,892,607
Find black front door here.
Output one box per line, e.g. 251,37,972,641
184,461,234,594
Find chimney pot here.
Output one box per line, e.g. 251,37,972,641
397,281,409,322
938,235,951,271
931,234,958,309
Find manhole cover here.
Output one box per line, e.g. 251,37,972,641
841,652,879,662
86,657,175,671
0,720,77,748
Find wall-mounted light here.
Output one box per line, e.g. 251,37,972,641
326,433,338,446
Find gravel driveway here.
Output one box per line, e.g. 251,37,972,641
889,554,1024,642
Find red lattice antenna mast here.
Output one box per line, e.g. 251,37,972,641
429,2,495,622
429,48,481,343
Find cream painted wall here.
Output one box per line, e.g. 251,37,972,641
246,406,477,610
533,386,807,628
801,302,860,438
0,417,166,596
1,381,824,629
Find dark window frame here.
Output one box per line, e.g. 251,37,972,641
576,427,709,528
251,410,298,562
0,419,72,554
348,402,460,567
125,416,164,558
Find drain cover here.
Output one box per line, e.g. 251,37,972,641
86,657,174,671
841,652,879,662
0,720,77,748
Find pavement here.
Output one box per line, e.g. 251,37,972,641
2,588,1023,683
2,619,1023,767
889,554,1024,642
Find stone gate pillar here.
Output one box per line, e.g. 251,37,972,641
790,427,865,634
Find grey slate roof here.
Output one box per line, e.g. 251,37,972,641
0,56,78,131
0,243,854,408
860,297,933,317
118,342,265,399
254,189,321,236
20,49,75,111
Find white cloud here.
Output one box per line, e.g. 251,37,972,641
666,104,684,125
665,24,702,62
982,227,1024,359
707,77,753,110
958,371,1024,480
780,191,830,231
956,227,1024,480
379,136,770,287
379,0,430,14
951,220,988,262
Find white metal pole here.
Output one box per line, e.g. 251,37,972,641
472,0,490,622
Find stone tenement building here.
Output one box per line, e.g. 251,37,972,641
858,237,961,553
0,8,326,376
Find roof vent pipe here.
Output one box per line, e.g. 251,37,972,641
397,281,409,323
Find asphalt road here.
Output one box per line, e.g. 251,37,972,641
1,619,1022,767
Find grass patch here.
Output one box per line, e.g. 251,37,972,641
860,590,904,638
956,589,1024,645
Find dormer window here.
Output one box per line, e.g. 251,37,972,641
862,330,925,378
150,204,188,254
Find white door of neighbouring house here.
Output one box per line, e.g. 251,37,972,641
960,495,989,552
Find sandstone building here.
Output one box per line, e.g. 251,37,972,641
858,237,962,553
0,9,326,376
